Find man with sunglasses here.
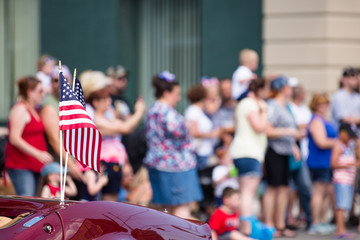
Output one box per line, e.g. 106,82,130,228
107,65,131,121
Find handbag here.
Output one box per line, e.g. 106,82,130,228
289,154,302,172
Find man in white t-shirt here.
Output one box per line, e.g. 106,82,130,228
288,83,312,159
231,49,258,101
288,83,312,229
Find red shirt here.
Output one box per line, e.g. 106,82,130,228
208,208,240,235
46,183,60,198
5,103,47,173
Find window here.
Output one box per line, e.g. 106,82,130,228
138,0,200,112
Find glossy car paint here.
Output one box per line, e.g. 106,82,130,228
0,195,212,239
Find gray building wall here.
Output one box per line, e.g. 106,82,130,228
40,0,262,104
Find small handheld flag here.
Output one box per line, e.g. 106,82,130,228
59,72,102,172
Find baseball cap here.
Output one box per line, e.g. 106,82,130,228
271,75,289,91
343,67,357,77
41,162,68,177
339,122,358,138
107,65,128,79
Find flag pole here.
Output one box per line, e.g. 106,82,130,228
58,61,65,203
61,68,77,201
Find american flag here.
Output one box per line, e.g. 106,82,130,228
59,72,102,172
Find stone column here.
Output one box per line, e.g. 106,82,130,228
263,0,360,94
0,0,39,120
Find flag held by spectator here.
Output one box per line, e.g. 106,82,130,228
59,72,102,172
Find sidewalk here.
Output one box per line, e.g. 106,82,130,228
280,226,359,240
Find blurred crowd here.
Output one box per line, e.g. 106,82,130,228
1,50,360,240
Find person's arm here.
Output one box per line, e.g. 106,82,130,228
265,103,299,139
84,171,108,196
265,123,297,139
342,116,360,125
330,142,345,169
248,108,267,134
40,185,51,198
293,144,301,161
188,121,221,139
40,105,83,180
64,176,78,197
211,230,218,240
354,139,360,168
95,98,145,136
309,118,336,149
9,105,52,164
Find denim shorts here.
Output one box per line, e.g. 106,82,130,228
309,168,332,183
334,183,354,211
234,158,262,178
147,167,203,205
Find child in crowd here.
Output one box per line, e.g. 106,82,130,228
40,162,77,199
36,54,55,95
331,122,360,239
212,145,239,206
79,162,109,201
231,49,258,101
209,187,254,240
118,164,153,206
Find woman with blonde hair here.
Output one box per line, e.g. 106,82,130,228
307,93,338,235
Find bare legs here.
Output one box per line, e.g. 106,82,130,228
166,203,193,219
263,185,295,237
263,186,289,229
335,209,346,235
238,176,261,235
311,182,333,225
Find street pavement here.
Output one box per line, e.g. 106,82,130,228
279,226,359,240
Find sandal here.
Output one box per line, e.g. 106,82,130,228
335,231,356,239
274,228,296,238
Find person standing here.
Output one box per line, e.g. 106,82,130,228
331,67,360,130
145,71,203,219
185,84,221,170
263,76,304,238
288,84,313,229
307,93,338,235
331,123,360,239
5,76,53,196
229,77,269,236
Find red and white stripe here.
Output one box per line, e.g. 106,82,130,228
60,100,102,172
333,153,357,185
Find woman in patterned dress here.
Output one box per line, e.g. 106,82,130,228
144,71,203,219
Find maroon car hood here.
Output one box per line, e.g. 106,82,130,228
0,195,212,239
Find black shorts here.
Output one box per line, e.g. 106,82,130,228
264,147,290,187
309,168,332,183
101,161,122,194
